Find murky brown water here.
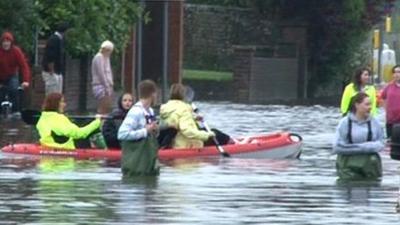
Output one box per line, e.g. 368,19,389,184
1,102,400,224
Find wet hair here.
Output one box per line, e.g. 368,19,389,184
352,67,370,91
42,93,63,112
138,80,157,99
169,83,186,100
392,65,400,73
349,92,369,113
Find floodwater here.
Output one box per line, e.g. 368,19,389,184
0,102,400,224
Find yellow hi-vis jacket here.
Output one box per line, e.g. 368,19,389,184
36,111,101,150
340,83,377,116
160,100,212,149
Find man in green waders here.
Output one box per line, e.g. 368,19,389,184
118,80,160,176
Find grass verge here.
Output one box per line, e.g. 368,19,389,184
183,69,233,81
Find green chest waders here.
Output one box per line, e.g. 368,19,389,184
336,119,382,181
121,135,160,177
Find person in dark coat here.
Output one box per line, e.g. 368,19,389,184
42,22,69,94
102,93,134,148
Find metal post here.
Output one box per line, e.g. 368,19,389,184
162,0,169,103
131,25,136,92
34,26,39,66
121,48,125,89
136,0,144,91
377,26,384,84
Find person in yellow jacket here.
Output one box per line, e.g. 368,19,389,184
160,83,215,149
36,93,101,150
340,68,377,116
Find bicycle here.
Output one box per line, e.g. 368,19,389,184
0,84,23,119
0,84,12,119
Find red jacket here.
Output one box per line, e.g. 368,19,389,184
0,32,31,83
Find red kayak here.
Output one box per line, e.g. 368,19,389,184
1,132,302,161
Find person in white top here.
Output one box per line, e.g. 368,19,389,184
91,40,114,114
42,23,69,95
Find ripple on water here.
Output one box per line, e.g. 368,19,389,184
0,102,400,224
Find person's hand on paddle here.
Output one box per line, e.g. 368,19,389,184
195,114,203,122
207,131,216,138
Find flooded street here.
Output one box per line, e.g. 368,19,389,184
1,102,400,224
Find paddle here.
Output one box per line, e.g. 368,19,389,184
21,109,114,125
185,86,230,158
202,120,231,157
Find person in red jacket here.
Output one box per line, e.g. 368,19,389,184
0,31,31,112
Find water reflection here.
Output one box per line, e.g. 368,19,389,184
37,157,117,224
0,117,36,147
1,103,400,224
338,185,379,206
0,178,37,224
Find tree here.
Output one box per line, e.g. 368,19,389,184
275,0,395,96
186,0,248,7
0,0,41,55
187,0,395,97
35,0,145,111
0,0,145,61
242,0,395,96
37,0,145,57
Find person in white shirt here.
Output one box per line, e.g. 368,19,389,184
42,23,68,94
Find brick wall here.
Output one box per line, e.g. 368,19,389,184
169,0,184,83
63,56,97,112
233,45,306,104
29,66,45,110
233,46,255,102
184,4,273,71
250,57,298,103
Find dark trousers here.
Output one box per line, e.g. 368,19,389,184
157,127,231,149
386,123,393,139
336,153,382,181
0,75,20,112
157,127,231,148
158,127,178,149
204,128,231,146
